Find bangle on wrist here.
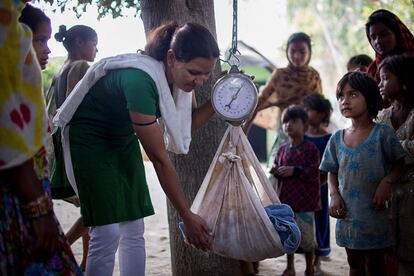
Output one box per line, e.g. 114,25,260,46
22,193,53,219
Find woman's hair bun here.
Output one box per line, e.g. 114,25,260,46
55,25,67,42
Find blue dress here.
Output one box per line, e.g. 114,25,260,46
320,124,405,249
305,134,331,256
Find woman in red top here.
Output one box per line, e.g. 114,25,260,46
365,9,414,83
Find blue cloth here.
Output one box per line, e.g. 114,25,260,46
320,124,406,249
265,204,301,254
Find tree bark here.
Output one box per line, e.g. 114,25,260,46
140,1,244,275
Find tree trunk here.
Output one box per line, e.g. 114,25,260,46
140,1,244,275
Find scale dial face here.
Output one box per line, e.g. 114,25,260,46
211,73,258,124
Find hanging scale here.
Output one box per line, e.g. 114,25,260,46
211,0,258,126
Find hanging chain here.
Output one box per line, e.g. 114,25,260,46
230,0,238,55
221,0,240,70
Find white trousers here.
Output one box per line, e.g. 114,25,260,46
85,219,145,276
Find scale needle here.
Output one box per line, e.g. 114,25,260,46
224,85,243,109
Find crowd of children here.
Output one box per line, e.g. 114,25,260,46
269,67,412,276
268,95,332,275
264,8,414,276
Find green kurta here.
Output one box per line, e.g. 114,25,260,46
52,68,161,226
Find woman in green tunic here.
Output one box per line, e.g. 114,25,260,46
52,22,220,275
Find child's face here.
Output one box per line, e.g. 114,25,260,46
368,23,397,56
287,41,310,68
379,67,401,101
32,21,52,70
282,118,306,139
304,107,324,127
78,37,98,62
338,83,369,119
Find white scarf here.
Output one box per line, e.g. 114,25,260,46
53,53,193,194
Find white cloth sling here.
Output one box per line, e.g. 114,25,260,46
190,126,285,261
53,53,193,195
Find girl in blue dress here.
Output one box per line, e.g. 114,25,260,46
320,72,405,275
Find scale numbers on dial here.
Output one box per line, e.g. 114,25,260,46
212,73,258,122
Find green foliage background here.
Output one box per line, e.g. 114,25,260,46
41,57,64,92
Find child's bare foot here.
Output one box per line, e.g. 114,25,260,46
281,268,295,276
313,261,323,275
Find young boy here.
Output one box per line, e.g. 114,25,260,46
270,105,321,276
347,54,373,72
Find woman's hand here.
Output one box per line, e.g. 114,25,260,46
31,214,60,261
372,179,392,210
131,112,212,251
182,212,212,251
329,193,347,219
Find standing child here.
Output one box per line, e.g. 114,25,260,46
245,32,322,165
303,94,333,273
45,24,98,118
377,55,414,275
320,71,405,276
270,105,321,276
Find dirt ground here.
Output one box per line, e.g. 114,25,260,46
54,162,349,275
